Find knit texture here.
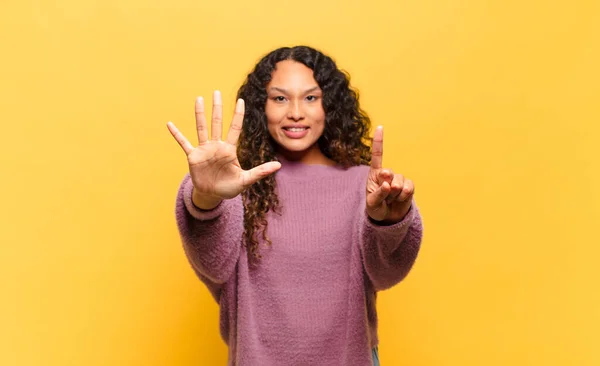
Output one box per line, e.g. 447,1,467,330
175,158,423,366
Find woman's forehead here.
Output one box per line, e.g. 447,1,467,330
270,60,318,87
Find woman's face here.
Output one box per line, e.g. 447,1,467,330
265,60,326,161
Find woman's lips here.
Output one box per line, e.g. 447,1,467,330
282,126,309,139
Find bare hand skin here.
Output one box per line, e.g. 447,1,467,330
365,126,415,223
167,91,282,210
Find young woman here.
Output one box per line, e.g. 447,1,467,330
167,45,423,366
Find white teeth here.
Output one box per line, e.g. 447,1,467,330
287,127,306,132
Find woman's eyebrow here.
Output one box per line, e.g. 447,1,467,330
268,86,321,94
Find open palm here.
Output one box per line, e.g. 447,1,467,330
167,91,281,205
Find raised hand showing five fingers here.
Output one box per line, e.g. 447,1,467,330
366,126,415,223
167,91,281,209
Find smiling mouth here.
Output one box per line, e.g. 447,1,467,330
283,127,308,132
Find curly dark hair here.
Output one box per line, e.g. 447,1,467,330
236,45,372,258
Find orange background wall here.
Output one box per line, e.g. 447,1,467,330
1,0,598,365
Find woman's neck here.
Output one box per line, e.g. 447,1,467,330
276,144,336,166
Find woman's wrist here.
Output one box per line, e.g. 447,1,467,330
192,188,223,210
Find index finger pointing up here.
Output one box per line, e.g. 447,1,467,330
371,125,384,170
226,99,245,145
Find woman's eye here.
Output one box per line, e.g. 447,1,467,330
306,95,318,102
274,96,286,102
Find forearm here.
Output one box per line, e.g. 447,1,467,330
360,199,423,291
176,174,244,284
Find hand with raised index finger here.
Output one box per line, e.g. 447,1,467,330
166,91,281,209
365,126,415,223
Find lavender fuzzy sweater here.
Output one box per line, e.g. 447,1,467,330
175,158,423,365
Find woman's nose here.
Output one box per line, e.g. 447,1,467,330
287,100,304,121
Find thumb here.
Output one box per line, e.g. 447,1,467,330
241,161,282,187
366,181,391,209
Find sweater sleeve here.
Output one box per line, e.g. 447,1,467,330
359,198,424,291
175,174,244,290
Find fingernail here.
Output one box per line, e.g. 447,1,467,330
236,98,244,111
214,90,222,104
